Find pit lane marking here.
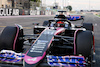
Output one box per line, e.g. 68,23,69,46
0,26,32,29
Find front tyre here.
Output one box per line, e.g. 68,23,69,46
83,23,93,31
75,30,93,57
42,21,49,26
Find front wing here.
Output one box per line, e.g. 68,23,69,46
47,55,86,67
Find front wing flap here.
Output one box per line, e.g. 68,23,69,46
47,55,87,67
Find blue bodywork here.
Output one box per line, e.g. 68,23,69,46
55,15,84,21
67,15,84,21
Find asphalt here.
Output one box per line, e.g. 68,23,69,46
0,14,100,67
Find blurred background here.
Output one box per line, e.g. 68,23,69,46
0,0,100,16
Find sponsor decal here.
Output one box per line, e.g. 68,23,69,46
30,40,48,53
0,8,53,16
43,29,55,35
27,58,37,62
0,8,19,16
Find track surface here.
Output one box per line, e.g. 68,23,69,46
0,13,100,67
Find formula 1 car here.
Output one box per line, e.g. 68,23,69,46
55,11,85,21
67,14,84,21
0,15,95,67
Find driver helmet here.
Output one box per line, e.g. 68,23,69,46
57,21,65,27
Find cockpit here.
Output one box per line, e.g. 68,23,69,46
49,20,71,29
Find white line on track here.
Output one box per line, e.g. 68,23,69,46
0,26,32,29
0,15,55,18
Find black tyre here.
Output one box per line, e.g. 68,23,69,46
42,21,49,26
0,25,24,52
75,30,93,57
83,23,93,31
0,26,17,50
